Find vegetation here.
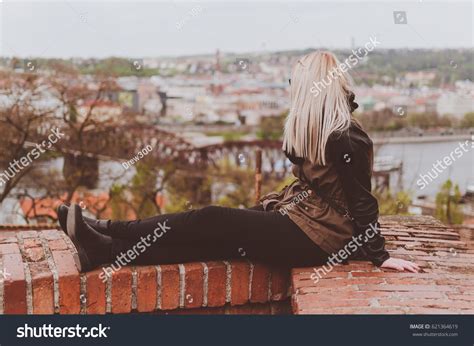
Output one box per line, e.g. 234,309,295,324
435,180,464,225
374,190,412,215
206,131,246,142
355,109,470,132
256,112,286,140
335,49,473,86
461,112,474,128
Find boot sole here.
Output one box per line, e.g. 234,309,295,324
67,205,92,272
57,205,68,234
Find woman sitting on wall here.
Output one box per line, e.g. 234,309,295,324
58,51,419,274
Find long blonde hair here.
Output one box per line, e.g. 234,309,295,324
282,51,354,165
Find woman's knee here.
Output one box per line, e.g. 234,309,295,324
194,205,226,223
196,205,225,218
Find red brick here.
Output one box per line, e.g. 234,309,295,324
3,253,27,314
297,307,406,314
230,261,250,306
271,268,290,301
159,265,180,310
357,284,456,292
136,266,157,312
379,298,472,310
111,267,132,314
296,277,385,288
29,261,54,314
23,238,42,248
292,270,349,280
406,307,456,314
384,278,436,285
21,231,39,238
39,230,62,240
206,261,227,307
184,263,203,309
48,239,69,251
458,286,474,294
157,307,226,315
270,301,292,315
296,297,371,309
0,243,20,255
436,278,474,286
250,263,270,303
86,269,106,314
226,304,271,315
446,293,474,301
350,271,436,278
393,291,445,299
332,262,375,271
298,290,392,300
362,307,407,314
0,232,17,243
52,250,80,314
24,247,45,262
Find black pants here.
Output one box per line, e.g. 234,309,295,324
110,205,329,267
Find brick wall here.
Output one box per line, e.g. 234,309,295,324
1,216,473,315
0,228,290,314
292,216,474,314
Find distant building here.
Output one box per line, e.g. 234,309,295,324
77,100,122,121
438,80,474,118
403,71,436,86
437,92,474,117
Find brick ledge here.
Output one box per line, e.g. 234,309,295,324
2,216,473,315
0,228,290,314
292,216,474,314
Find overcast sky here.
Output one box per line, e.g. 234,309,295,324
1,1,472,58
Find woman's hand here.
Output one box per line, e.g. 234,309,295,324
381,257,420,273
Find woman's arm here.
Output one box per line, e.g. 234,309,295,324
327,126,419,271
329,131,390,266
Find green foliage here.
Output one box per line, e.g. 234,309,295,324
77,57,161,77
108,161,162,219
356,110,457,132
165,170,212,213
256,113,286,140
211,159,255,208
355,109,405,132
335,49,473,86
109,184,128,220
407,112,453,129
435,180,464,225
129,162,161,217
206,131,246,142
373,190,412,215
460,112,474,128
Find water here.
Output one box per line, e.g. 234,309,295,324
377,140,473,198
2,139,471,224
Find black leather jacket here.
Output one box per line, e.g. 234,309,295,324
282,94,390,266
325,120,390,266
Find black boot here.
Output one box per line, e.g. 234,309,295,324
57,204,68,233
66,204,113,272
57,204,111,236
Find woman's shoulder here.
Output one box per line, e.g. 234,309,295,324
329,119,372,147
326,119,373,164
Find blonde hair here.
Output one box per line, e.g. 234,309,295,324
282,51,354,165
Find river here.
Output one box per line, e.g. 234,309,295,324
1,139,472,224
377,139,473,198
